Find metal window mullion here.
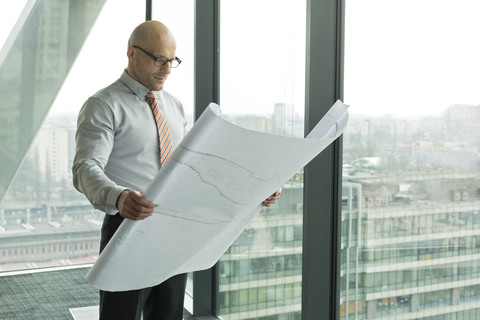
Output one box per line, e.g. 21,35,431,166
302,0,344,320
192,0,220,317
145,0,152,21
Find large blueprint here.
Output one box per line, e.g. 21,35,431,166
86,100,349,291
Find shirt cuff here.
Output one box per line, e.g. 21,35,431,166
104,186,128,215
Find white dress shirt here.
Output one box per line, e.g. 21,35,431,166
72,70,187,215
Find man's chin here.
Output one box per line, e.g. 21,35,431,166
152,83,164,91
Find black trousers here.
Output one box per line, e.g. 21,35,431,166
99,213,187,320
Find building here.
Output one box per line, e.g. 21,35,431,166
445,104,480,148
340,108,480,319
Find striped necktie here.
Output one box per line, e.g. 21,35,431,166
146,90,173,166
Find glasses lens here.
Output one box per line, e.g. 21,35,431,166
154,58,180,68
171,59,180,68
154,58,165,67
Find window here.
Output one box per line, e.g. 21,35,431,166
0,0,144,272
217,1,306,319
341,0,480,319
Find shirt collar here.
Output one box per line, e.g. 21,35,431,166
120,69,155,100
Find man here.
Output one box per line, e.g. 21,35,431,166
73,20,281,320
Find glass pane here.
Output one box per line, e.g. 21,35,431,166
341,1,480,319
0,0,108,200
218,1,306,319
0,0,144,272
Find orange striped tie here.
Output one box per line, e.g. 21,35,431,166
146,90,173,166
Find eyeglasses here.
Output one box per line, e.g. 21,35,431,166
133,45,182,68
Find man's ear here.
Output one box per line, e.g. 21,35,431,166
127,46,135,62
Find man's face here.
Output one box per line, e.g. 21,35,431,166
128,39,176,91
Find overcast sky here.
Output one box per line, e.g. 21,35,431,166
344,0,480,117
2,0,480,118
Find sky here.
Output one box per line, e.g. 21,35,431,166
1,0,480,118
344,0,480,117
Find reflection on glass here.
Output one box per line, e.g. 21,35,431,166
341,1,480,319
218,1,305,319
0,0,144,272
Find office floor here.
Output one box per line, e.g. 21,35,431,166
0,266,199,320
0,266,98,320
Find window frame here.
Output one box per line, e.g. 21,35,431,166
302,0,344,319
189,0,345,319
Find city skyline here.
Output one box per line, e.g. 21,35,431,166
3,103,480,319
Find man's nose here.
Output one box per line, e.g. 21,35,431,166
159,62,172,73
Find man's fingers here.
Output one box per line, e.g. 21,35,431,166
262,188,282,207
127,200,154,214
129,192,155,210
121,207,153,220
120,194,154,220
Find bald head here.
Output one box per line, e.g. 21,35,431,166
128,20,176,49
126,20,177,91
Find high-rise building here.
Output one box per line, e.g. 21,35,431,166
33,127,70,184
445,104,480,148
340,112,480,319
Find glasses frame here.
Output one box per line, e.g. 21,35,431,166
133,45,182,68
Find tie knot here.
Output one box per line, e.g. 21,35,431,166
146,90,156,104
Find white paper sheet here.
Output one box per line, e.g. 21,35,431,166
86,100,349,291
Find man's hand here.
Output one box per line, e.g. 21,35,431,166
262,188,282,207
117,189,155,220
